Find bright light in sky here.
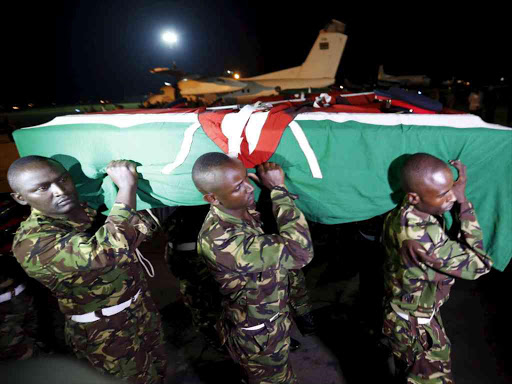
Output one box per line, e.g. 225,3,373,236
162,31,178,45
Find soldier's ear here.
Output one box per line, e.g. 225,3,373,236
10,192,28,206
203,193,220,206
406,192,420,206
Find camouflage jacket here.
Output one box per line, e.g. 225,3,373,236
197,186,313,329
12,203,151,316
382,198,493,319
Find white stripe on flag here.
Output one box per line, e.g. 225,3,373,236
245,112,269,154
161,122,201,174
221,105,258,157
25,113,200,129
288,121,323,179
294,112,509,130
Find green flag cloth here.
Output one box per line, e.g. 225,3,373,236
13,111,512,271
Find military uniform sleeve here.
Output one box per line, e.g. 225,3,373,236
408,201,493,280
14,203,150,273
209,186,313,273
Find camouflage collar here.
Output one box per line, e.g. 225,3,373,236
401,197,439,226
211,204,261,227
31,202,96,230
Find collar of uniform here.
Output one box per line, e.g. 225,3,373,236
211,204,261,227
31,202,96,230
400,197,439,227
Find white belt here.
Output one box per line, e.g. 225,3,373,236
391,303,434,325
70,289,141,323
0,284,26,304
241,312,280,331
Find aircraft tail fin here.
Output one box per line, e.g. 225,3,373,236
296,20,347,79
246,20,347,81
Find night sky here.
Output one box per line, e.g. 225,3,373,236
2,1,510,106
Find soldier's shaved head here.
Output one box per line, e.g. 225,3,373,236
401,153,450,193
192,152,237,194
8,155,59,193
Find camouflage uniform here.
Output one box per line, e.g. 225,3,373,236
287,269,311,318
0,197,40,361
198,186,314,384
12,202,168,384
0,275,39,361
382,198,493,383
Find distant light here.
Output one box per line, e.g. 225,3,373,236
182,78,188,82
227,70,232,74
466,82,470,86
418,91,422,94
162,31,178,45
12,106,19,110
234,73,240,80
75,109,80,112
339,86,344,89
500,77,505,82
164,82,171,86
100,100,105,104
28,103,34,108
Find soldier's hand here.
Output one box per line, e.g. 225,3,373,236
248,162,285,190
106,160,138,189
449,159,467,204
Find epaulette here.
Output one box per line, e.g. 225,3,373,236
271,185,299,200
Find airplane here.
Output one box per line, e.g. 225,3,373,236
377,64,431,88
145,19,348,106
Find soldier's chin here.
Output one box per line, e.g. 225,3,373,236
58,201,79,213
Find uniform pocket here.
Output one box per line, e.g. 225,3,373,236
235,325,271,356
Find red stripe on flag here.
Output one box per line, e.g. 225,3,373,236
239,103,297,168
198,109,233,154
198,104,298,169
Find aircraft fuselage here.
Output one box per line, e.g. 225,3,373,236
179,77,335,103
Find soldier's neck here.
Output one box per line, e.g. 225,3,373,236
217,205,253,222
61,206,90,224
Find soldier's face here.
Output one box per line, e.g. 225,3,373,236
412,166,457,216
212,160,255,213
11,160,80,217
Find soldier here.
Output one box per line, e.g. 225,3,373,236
163,204,224,348
192,153,314,384
8,156,167,384
381,153,493,383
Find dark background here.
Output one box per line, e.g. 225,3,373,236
2,1,510,105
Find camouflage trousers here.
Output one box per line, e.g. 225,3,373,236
382,308,453,384
223,312,297,384
288,269,312,317
0,289,39,361
65,289,168,384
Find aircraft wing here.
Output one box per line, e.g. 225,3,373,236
178,77,247,95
